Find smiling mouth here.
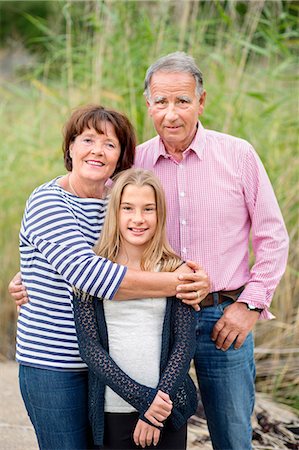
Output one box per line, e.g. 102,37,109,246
86,161,104,167
128,228,148,233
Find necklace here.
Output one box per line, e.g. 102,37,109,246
68,175,80,197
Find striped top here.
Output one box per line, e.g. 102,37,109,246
135,121,289,319
16,177,126,371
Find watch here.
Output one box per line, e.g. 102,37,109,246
246,303,263,313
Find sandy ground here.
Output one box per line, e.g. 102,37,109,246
0,362,38,450
0,361,205,450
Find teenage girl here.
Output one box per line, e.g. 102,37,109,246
72,168,198,449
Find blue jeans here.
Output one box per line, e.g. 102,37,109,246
19,365,93,450
194,299,255,450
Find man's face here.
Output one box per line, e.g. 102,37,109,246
147,71,206,153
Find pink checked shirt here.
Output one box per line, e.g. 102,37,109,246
135,121,289,319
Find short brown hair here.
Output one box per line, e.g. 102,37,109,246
63,105,136,176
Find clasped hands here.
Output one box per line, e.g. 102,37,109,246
175,260,210,311
133,390,172,448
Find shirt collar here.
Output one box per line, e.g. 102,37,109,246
153,121,206,166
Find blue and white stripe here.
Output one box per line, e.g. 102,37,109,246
16,177,126,371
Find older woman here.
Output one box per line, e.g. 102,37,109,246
12,105,208,450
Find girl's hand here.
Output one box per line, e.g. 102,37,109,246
144,390,172,427
8,272,29,306
133,419,161,448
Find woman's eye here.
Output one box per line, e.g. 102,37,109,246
83,138,92,143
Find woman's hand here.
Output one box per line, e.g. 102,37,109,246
144,390,172,427
8,272,29,306
176,260,210,310
133,420,161,448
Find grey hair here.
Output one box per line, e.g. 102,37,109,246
144,51,203,100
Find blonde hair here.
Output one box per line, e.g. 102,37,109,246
94,168,182,272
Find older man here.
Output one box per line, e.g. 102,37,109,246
135,52,289,450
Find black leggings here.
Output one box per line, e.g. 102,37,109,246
102,412,187,450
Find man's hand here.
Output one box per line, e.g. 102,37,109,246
176,260,210,311
8,272,29,306
133,420,161,448
144,390,172,427
211,302,260,351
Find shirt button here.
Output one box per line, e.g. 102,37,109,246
182,248,187,254
181,219,186,225
180,191,185,197
179,164,184,169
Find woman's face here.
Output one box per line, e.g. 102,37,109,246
119,184,158,252
69,122,121,184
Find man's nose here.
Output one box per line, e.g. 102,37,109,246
164,103,179,120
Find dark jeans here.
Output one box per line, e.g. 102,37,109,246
102,412,187,450
19,364,94,450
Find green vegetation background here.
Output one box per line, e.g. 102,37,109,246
0,0,298,409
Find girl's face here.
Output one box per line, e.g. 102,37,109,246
119,184,157,252
69,122,121,185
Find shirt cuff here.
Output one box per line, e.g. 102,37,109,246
236,283,275,320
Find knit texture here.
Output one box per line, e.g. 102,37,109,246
72,292,197,446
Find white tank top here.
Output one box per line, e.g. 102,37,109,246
103,296,166,412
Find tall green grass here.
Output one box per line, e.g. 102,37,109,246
0,0,298,407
